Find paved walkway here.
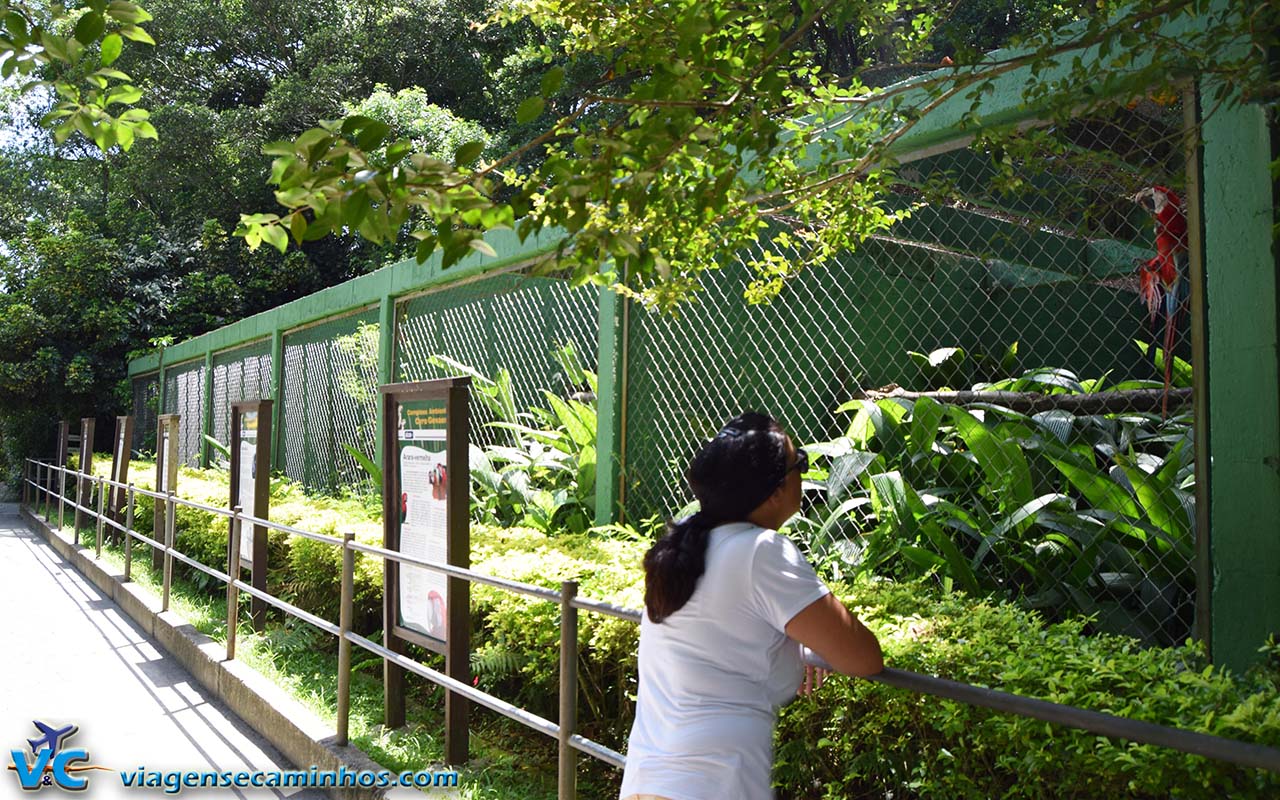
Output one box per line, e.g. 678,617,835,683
0,504,327,799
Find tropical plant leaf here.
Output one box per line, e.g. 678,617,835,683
340,443,381,485
827,450,879,500
948,406,1033,507
1047,454,1139,517
204,434,231,460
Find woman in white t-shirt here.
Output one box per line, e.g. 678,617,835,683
620,412,883,800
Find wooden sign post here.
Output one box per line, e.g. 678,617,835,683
109,415,134,544
74,417,95,541
154,414,180,569
381,378,470,765
230,399,272,629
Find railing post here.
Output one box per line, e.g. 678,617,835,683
558,580,579,800
22,460,28,507
227,505,242,661
58,467,66,536
124,485,135,581
336,532,355,746
162,489,176,612
95,476,105,558
44,463,52,523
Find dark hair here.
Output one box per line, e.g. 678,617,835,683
643,412,789,623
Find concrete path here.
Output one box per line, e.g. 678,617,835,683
0,503,328,799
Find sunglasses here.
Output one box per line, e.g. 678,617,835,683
777,448,808,487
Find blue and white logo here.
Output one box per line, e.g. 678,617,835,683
8,721,105,792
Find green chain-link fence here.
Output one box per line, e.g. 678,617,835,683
211,338,273,462
162,357,207,468
623,94,1194,645
279,307,381,494
125,89,1206,649
130,373,159,453
396,271,600,450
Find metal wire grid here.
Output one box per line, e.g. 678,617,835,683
395,271,600,450
279,307,381,495
161,358,207,468
130,373,160,453
622,97,1195,645
210,338,273,463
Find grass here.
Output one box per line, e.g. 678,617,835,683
29,498,575,800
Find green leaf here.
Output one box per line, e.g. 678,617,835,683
354,119,390,151
105,84,142,106
99,33,122,65
516,96,545,124
40,33,70,63
1117,450,1190,544
1047,454,1139,517
341,443,382,485
261,224,289,253
542,393,594,450
107,1,154,24
909,397,943,458
468,238,497,258
991,493,1070,538
115,120,134,150
948,406,1033,507
118,25,155,45
827,450,878,500
454,140,484,166
74,12,105,46
921,521,981,594
540,66,565,97
203,435,231,460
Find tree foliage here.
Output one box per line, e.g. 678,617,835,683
234,0,1278,310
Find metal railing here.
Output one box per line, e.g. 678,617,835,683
20,457,1280,798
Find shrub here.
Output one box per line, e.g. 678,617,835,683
775,581,1280,799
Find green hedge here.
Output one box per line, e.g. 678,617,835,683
82,456,1279,798
776,582,1280,799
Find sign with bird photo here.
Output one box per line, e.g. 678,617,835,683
380,378,470,754
395,398,451,642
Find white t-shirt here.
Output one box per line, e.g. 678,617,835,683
619,522,832,800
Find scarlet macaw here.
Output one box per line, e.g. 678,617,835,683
1132,185,1187,418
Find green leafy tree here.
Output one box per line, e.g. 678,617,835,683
232,0,1275,310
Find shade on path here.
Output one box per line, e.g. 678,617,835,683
0,503,327,799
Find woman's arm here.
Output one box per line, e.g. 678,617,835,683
785,593,884,677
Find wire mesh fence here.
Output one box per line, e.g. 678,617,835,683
211,338,273,464
161,357,208,468
623,94,1195,646
126,90,1198,648
130,373,160,453
396,271,600,451
279,307,381,495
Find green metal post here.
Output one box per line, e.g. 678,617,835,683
375,294,395,468
201,350,214,467
156,350,166,422
271,328,285,473
594,284,628,525
1199,85,1280,670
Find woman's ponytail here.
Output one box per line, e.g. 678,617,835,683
642,412,789,623
643,512,716,623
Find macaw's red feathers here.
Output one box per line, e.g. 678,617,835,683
1132,185,1189,419
1138,261,1162,325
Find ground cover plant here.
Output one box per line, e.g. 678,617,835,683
34,448,1280,799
